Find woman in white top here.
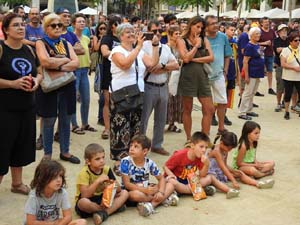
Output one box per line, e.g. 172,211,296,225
109,23,159,175
280,31,300,120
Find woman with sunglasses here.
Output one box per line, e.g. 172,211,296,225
280,31,300,120
70,13,97,134
36,13,80,164
0,13,42,194
100,15,121,140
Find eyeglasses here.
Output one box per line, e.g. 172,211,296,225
99,27,106,30
48,23,63,29
293,39,300,42
113,22,119,27
10,22,26,28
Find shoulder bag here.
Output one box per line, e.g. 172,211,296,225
110,57,143,113
40,39,76,93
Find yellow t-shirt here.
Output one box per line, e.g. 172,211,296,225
78,35,90,68
75,165,110,201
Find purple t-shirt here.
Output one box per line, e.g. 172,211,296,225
25,24,45,42
244,42,265,78
61,31,79,46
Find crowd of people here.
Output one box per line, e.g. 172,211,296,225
2,4,300,225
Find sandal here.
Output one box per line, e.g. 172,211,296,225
83,125,97,132
71,126,85,135
101,130,109,140
11,183,30,195
167,125,182,133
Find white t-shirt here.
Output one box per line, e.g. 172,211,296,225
281,47,300,81
142,41,176,84
109,45,146,92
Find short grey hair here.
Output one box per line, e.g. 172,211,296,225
248,27,261,39
116,23,133,39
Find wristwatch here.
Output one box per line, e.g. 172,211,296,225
161,63,166,69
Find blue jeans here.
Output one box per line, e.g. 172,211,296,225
43,91,71,155
71,67,90,127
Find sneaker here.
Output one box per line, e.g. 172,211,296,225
284,112,290,120
224,116,232,126
54,132,59,143
137,202,154,217
255,91,264,97
204,185,216,196
226,189,240,199
36,134,43,150
257,179,275,189
211,115,218,126
163,192,179,207
291,105,300,113
274,105,281,112
253,103,259,108
268,88,276,95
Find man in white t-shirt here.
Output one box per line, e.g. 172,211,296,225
140,20,179,156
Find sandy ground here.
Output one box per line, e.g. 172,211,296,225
1,76,300,225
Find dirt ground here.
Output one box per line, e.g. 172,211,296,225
1,77,300,225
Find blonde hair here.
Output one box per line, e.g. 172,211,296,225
43,13,61,31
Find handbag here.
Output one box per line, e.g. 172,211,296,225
94,63,103,94
41,69,76,93
40,39,76,93
110,58,143,113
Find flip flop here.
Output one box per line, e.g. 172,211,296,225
11,183,30,195
101,130,109,139
72,126,85,135
83,125,97,132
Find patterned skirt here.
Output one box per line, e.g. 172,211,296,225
166,95,183,124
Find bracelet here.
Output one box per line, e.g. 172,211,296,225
152,43,159,47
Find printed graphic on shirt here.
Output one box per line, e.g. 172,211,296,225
178,165,199,180
54,41,67,55
11,58,32,77
36,204,59,221
258,46,265,59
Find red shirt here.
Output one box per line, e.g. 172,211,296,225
165,148,204,180
259,28,276,57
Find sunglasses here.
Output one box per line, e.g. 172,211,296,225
151,29,163,34
99,27,106,30
49,23,63,29
293,39,300,42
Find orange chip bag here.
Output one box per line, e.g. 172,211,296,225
187,172,206,201
101,180,117,208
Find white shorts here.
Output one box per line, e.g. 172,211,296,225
210,76,228,104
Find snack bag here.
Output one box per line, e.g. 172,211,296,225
187,172,206,201
101,180,117,208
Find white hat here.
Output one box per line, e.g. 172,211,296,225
277,24,288,32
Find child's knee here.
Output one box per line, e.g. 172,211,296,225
118,189,129,199
77,198,91,209
128,190,144,201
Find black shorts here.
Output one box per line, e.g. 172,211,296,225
226,79,236,90
75,195,103,218
0,109,36,175
101,73,112,90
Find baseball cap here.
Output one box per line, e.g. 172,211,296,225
55,7,70,15
277,24,288,32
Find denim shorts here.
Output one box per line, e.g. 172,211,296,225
264,56,274,72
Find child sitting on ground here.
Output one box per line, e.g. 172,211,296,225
75,144,128,225
164,131,240,199
208,131,274,189
24,159,86,225
120,134,179,217
232,121,275,179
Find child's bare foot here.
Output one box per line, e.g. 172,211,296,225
92,211,108,225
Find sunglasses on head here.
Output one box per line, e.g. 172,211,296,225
49,23,63,29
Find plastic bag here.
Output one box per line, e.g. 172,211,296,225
168,69,181,96
187,172,206,201
101,180,117,208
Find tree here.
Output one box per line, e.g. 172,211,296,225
0,0,29,9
